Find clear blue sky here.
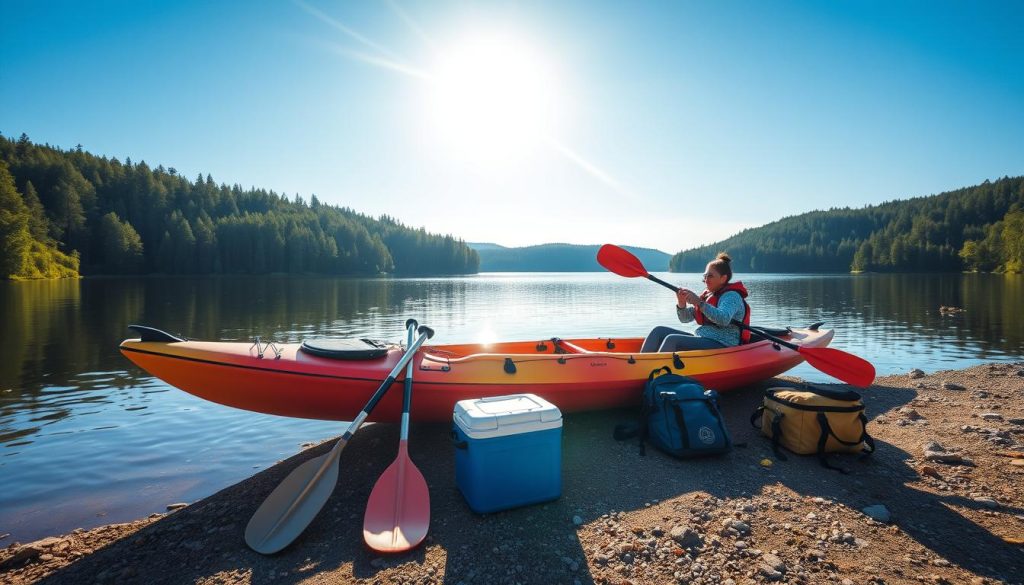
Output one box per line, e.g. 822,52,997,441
2,1,1022,253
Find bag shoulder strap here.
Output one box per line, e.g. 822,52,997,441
750,406,764,429
859,412,876,455
765,409,787,461
815,412,854,474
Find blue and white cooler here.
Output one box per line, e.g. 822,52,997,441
452,393,562,513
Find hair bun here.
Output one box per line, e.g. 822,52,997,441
716,252,732,263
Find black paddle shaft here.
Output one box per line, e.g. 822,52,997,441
644,274,800,351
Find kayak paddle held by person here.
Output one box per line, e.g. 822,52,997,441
641,252,751,352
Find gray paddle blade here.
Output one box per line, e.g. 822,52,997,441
244,447,342,554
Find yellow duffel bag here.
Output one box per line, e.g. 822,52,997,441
751,386,875,472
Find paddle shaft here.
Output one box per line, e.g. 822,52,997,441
401,322,415,440
362,321,429,553
338,326,430,445
642,274,800,351
262,327,431,540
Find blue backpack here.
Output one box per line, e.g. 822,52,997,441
616,366,733,458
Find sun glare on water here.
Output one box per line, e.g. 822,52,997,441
424,33,562,164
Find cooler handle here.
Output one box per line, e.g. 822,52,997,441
450,428,468,449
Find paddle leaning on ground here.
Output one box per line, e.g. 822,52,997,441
363,320,431,552
596,244,875,388
245,320,435,554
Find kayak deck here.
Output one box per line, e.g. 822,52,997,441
120,327,834,422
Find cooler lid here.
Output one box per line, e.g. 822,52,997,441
454,394,562,439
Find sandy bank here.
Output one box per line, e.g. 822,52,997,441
2,362,1023,585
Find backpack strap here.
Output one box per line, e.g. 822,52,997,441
670,402,691,451
613,421,646,456
705,397,733,448
648,366,672,382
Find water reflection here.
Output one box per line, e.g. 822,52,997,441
0,273,1021,542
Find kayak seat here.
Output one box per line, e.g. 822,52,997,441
300,338,390,360
747,326,791,343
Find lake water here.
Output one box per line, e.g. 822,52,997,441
1,272,1022,542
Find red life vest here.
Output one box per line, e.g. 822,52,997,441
694,281,752,344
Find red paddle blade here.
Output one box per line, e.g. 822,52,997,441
363,442,430,553
597,244,650,278
799,346,876,388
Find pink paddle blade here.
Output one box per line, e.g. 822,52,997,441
363,442,430,552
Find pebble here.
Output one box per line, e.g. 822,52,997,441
973,497,999,509
670,526,702,548
721,518,750,535
0,545,42,570
861,504,892,523
899,408,924,421
572,515,583,526
762,553,786,572
758,564,784,581
909,368,925,379
980,413,1003,421
942,382,966,391
923,450,964,464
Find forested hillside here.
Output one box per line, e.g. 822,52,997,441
0,134,478,279
669,177,1024,273
470,243,670,272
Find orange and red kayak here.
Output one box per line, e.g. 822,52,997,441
119,325,834,422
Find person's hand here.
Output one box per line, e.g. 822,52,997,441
685,290,702,307
676,289,689,308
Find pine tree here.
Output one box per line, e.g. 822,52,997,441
0,161,32,277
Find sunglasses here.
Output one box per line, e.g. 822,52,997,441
702,273,720,280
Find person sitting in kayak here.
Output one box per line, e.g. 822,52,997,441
641,252,751,352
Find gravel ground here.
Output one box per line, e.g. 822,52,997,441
2,361,1023,585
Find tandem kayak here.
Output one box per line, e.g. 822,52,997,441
119,324,834,422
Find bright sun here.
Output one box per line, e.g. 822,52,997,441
424,33,561,164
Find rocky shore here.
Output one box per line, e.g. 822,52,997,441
2,362,1023,585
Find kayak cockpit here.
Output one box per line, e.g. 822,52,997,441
418,327,826,366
